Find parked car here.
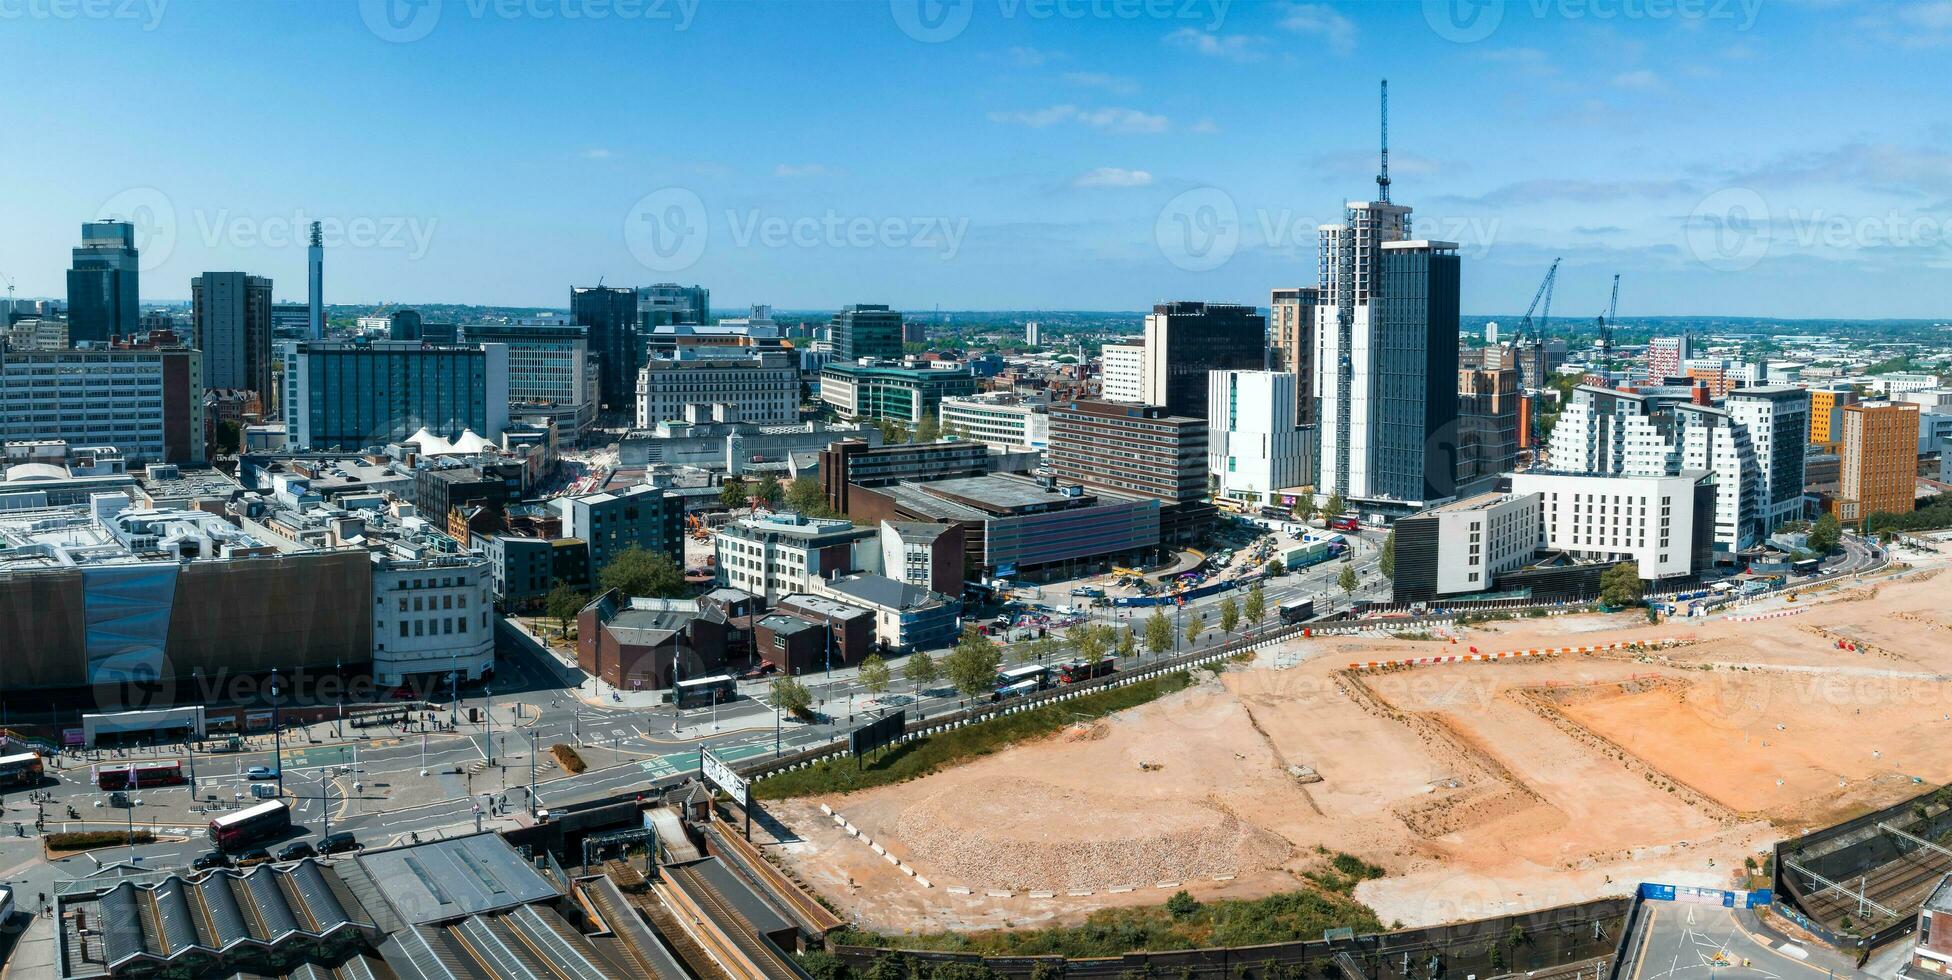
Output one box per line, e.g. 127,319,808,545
191,850,231,871
317,832,359,855
245,766,278,780
277,842,316,862
235,848,272,868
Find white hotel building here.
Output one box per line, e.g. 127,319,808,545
938,392,1049,452
1207,370,1312,507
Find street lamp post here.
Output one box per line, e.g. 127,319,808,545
528,730,538,816
187,671,199,798
484,678,494,766
271,668,284,797
335,658,344,738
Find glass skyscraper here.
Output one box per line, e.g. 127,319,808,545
66,221,140,345
282,340,509,450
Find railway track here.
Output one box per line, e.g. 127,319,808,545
1799,844,1952,927
666,863,804,980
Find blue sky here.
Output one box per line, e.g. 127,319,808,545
3,0,1949,318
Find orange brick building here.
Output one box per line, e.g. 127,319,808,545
1833,402,1919,524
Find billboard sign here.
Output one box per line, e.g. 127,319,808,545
701,748,747,807
849,709,907,758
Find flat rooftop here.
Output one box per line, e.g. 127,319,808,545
353,832,560,926
1428,492,1518,515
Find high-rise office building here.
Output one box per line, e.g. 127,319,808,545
191,272,274,399
830,304,905,362
1024,321,1041,346
638,351,799,428
0,342,204,464
66,221,140,345
636,282,709,328
307,221,324,340
1457,365,1520,492
1809,383,1858,453
1140,301,1266,419
1100,343,1146,403
1269,287,1320,426
1314,191,1414,501
1726,386,1809,530
1048,398,1211,544
459,321,598,438
1368,240,1462,504
1835,402,1920,525
281,339,510,449
388,309,423,341
1646,335,1692,382
571,285,639,418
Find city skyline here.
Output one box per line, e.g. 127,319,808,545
4,2,1950,318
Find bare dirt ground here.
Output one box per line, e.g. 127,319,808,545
773,554,1952,936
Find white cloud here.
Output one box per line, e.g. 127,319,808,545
774,163,836,178
1063,71,1140,96
1164,28,1267,63
988,105,1082,128
1277,3,1356,54
580,148,614,160
1612,69,1664,90
1073,167,1154,188
1076,107,1168,133
1189,119,1221,135
987,105,1168,134
1008,46,1060,66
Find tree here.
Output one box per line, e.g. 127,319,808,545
1165,890,1201,921
944,629,1002,703
1185,612,1205,647
1265,556,1285,578
1380,530,1396,579
1808,512,1843,553
719,476,748,510
903,649,938,690
755,473,783,506
1598,562,1643,608
857,654,891,702
1116,626,1137,660
1144,609,1173,657
1024,635,1060,663
1218,597,1240,636
1244,583,1266,632
1067,623,1109,663
1293,495,1318,525
770,676,814,719
544,584,586,638
599,546,688,598
1338,565,1359,595
915,414,942,444
214,419,242,456
784,478,831,515
1322,492,1346,519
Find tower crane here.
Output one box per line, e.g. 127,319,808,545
1518,258,1561,468
1596,274,1621,374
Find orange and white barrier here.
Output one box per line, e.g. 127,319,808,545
1726,608,1803,623
1348,638,1684,670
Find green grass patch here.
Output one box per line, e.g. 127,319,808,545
753,671,1194,800
830,883,1383,958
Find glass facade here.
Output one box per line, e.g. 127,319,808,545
293,343,501,449
1372,245,1461,503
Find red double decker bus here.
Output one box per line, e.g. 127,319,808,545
96,760,186,791
0,753,44,787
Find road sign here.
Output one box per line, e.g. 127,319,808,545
700,748,747,807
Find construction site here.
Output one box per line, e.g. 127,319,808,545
771,551,1952,939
